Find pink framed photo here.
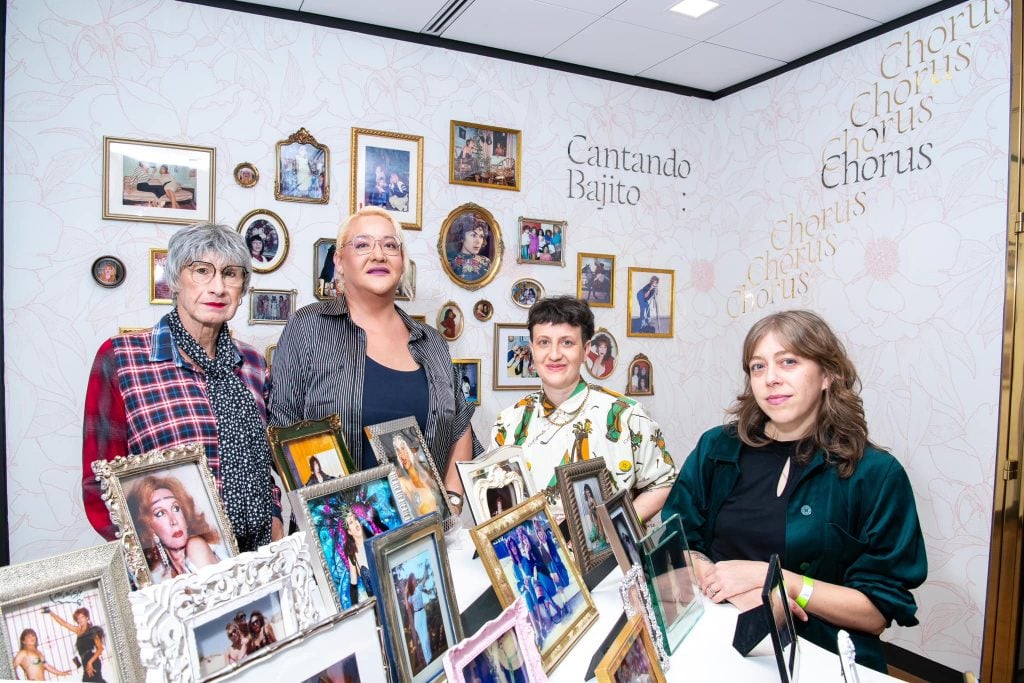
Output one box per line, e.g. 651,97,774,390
442,597,547,683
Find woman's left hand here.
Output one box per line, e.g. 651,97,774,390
701,559,769,603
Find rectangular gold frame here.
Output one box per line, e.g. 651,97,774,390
452,357,481,407
556,458,616,574
626,267,675,338
90,442,239,589
516,216,566,266
594,614,667,683
350,127,424,229
150,248,172,305
248,287,297,325
577,252,615,308
470,493,598,672
449,120,522,191
267,414,355,492
103,136,215,225
0,542,142,682
313,237,337,300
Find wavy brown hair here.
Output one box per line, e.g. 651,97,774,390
127,474,221,571
727,310,868,478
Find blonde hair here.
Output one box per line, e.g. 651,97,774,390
334,206,412,297
728,310,868,478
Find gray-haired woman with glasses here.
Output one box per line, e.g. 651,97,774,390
83,222,283,551
270,206,483,515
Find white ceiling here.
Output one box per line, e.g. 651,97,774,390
223,0,947,95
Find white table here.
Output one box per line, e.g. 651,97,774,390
444,527,898,682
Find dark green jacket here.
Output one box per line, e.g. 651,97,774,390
662,425,927,672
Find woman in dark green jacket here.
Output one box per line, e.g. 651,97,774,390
662,310,926,672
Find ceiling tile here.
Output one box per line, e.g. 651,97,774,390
548,18,696,75
809,0,939,24
639,41,784,90
298,0,452,32
442,0,600,58
534,0,625,14
607,0,783,40
711,0,878,62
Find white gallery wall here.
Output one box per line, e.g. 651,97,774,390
3,0,1011,672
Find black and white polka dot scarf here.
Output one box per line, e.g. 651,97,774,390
168,308,272,551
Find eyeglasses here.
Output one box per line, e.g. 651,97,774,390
342,235,402,256
185,261,247,287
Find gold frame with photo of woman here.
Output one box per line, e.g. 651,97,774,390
267,414,355,492
274,127,329,204
237,209,289,274
627,267,675,338
437,203,504,291
584,327,618,382
90,443,239,589
449,120,521,191
436,301,464,342
350,127,424,229
625,353,654,396
149,248,172,305
452,358,482,407
233,162,259,188
555,458,616,574
594,614,666,683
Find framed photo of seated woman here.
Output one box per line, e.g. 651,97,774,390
291,464,413,613
555,458,615,574
90,442,239,589
437,203,504,290
267,414,355,492
364,417,456,531
350,127,424,229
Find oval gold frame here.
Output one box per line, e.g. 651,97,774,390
237,208,290,275
436,203,504,291
584,326,618,381
436,300,464,341
233,161,259,188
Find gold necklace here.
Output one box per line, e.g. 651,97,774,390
542,385,591,426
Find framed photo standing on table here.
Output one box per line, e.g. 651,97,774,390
237,209,288,274
470,493,599,673
90,443,238,589
596,488,645,572
450,120,521,191
578,253,615,307
128,535,324,682
267,414,355,492
763,554,800,683
366,513,463,683
627,267,675,338
351,127,424,229
275,127,328,203
248,288,296,325
584,328,618,382
103,136,214,225
438,203,504,290
0,543,140,683
555,458,615,574
364,416,455,528
626,353,654,396
149,248,172,304
619,564,670,671
594,614,666,683
516,217,565,266
640,514,702,653
453,358,481,407
456,445,534,526
292,465,413,612
443,597,546,683
493,322,540,390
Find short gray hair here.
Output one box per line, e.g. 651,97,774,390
334,206,412,297
166,222,252,295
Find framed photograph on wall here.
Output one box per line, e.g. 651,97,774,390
233,162,258,188
314,238,338,300
473,299,493,322
265,344,277,371
516,217,565,266
437,301,464,342
366,513,463,683
455,445,534,526
103,136,214,225
275,127,329,203
584,328,618,381
449,120,521,191
442,597,545,683
0,543,140,683
577,252,615,308
237,209,289,274
510,277,544,309
350,127,424,229
453,358,481,407
291,465,413,612
470,493,599,672
627,267,675,338
92,255,125,289
90,443,239,589
437,203,504,290
555,458,615,574
493,323,540,390
248,288,296,325
128,535,323,682
149,248,172,304
267,414,355,491
626,353,654,396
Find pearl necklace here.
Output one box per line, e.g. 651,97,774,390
542,385,591,426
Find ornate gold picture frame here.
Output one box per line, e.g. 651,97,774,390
437,203,504,290
275,127,329,204
267,414,355,492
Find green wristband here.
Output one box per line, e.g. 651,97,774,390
796,575,814,609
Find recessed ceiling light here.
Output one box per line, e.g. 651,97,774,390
669,0,720,19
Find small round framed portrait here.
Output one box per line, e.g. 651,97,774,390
510,278,544,309
437,203,504,290
92,255,125,288
233,162,259,188
237,208,289,274
585,327,618,381
626,353,654,396
437,301,464,341
473,299,493,322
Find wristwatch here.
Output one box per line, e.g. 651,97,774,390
446,491,464,508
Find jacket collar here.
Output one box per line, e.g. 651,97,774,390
321,295,426,342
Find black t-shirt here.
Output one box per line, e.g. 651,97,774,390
710,439,804,563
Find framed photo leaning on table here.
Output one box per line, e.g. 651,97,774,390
267,414,355,492
470,493,598,673
443,597,546,683
640,514,702,653
619,564,670,671
594,614,666,683
456,445,534,526
555,458,615,574
596,487,645,572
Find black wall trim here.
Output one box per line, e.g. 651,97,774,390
885,642,965,682
180,0,968,101
1,0,9,569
